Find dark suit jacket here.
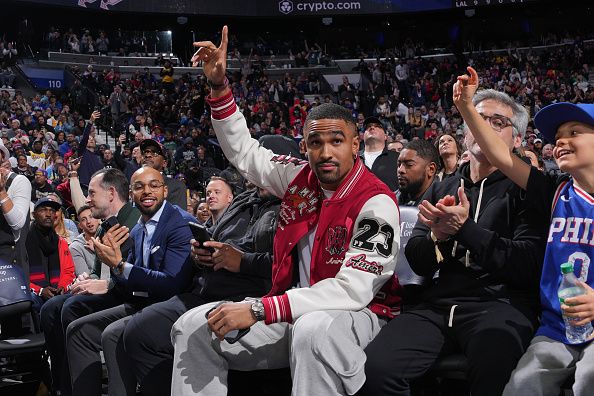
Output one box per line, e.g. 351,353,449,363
359,148,399,191
115,201,195,301
164,177,187,209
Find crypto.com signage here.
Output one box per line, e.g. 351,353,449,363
14,0,534,15
13,0,452,16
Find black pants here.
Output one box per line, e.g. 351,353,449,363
122,292,207,396
40,290,123,394
67,299,140,396
361,301,537,396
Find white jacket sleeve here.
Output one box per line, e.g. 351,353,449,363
211,107,303,199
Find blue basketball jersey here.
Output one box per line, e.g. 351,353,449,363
536,179,594,344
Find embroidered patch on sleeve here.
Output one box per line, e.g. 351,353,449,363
345,254,384,275
270,155,308,166
352,218,395,258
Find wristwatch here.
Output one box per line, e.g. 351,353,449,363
247,298,265,322
114,260,125,276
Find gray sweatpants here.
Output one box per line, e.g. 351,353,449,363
503,335,594,396
170,302,384,396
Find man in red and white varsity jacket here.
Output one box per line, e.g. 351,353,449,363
171,26,400,396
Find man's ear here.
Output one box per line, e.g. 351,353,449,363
513,134,522,149
427,161,438,179
351,125,360,155
352,135,360,157
299,139,306,155
109,186,117,202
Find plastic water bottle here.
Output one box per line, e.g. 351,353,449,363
558,262,594,344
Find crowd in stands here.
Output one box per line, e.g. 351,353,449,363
352,36,593,157
48,23,592,61
0,26,593,394
45,26,172,59
1,28,591,218
0,37,18,89
1,32,591,216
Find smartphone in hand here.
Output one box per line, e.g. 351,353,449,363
189,222,214,253
100,216,119,238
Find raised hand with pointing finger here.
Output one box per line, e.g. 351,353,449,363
191,25,229,95
453,66,479,108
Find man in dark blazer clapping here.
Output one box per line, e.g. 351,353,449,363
66,166,195,396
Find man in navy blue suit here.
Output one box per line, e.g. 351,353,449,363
66,166,195,396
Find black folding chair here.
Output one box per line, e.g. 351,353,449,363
0,300,47,393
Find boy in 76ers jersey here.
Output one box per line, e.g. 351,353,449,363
453,66,594,396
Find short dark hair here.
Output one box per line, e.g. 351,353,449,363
304,103,356,134
91,168,129,202
403,139,440,166
77,205,92,217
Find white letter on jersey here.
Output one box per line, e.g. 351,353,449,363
548,218,566,242
561,217,584,243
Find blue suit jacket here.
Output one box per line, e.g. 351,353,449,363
116,201,195,301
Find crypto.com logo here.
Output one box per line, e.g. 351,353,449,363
279,0,294,14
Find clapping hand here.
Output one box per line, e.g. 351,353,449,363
91,225,129,269
418,187,470,239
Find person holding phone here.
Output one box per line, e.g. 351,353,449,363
171,26,400,396
64,166,195,396
120,177,281,396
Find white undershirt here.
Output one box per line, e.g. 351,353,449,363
363,150,383,169
297,188,334,288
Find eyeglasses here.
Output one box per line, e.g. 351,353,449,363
131,181,165,193
479,113,515,132
142,149,161,157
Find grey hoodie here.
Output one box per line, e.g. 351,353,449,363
70,233,110,280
